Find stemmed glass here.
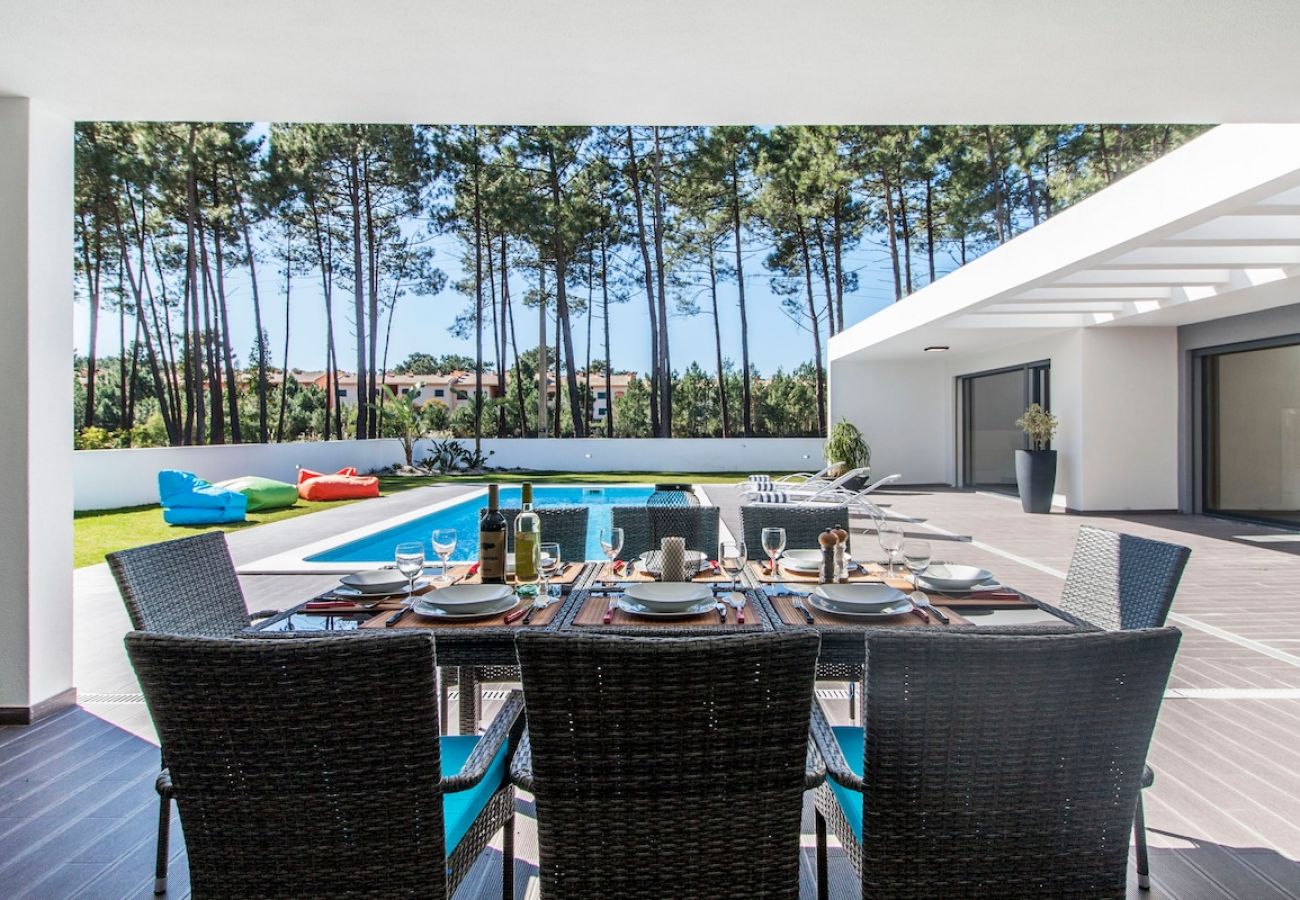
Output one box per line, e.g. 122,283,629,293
761,527,787,577
901,539,932,588
719,539,747,592
878,525,905,577
394,541,425,606
431,529,457,582
599,526,624,572
540,542,561,599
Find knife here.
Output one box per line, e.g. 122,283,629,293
791,599,815,625
910,591,950,624
602,598,617,624
384,608,408,627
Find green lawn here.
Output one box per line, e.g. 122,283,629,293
74,471,758,568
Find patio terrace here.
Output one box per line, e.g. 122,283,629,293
4,483,1298,897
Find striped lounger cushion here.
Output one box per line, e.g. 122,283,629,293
748,490,790,503
748,474,773,484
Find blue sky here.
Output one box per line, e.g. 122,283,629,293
73,128,970,376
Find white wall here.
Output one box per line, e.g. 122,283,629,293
0,99,74,715
73,437,827,510
828,326,1181,511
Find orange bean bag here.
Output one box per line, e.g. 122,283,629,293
298,473,380,501
297,466,358,484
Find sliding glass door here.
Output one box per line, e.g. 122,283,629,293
960,362,1050,491
1203,338,1300,527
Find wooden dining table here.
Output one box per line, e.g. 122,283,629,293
252,556,1072,732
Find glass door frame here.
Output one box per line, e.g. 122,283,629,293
1195,332,1300,526
957,360,1051,491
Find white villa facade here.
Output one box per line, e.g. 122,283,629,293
830,124,1300,525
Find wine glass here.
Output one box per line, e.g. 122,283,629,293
878,525,904,577
901,539,932,588
599,526,624,572
761,527,787,577
431,528,457,582
540,542,561,599
719,539,747,592
394,541,425,604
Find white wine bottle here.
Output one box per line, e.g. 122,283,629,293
514,482,540,586
479,484,507,584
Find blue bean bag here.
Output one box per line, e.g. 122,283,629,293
158,470,248,525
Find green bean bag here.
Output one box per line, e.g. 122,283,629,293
216,475,299,512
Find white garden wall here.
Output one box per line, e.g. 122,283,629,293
73,437,827,510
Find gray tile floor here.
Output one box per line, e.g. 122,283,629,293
10,482,1300,897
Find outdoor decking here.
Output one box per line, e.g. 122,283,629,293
7,484,1300,898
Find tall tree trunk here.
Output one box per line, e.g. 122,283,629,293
347,141,368,440
79,210,101,429
209,196,242,444
552,297,562,438
1042,146,1055,219
308,195,340,441
924,175,936,283
730,157,753,437
897,180,913,295
277,224,291,442
983,126,1007,243
145,228,183,432
184,125,205,444
601,233,614,439
651,126,672,437
197,217,226,444
624,127,660,437
115,206,178,443
127,312,141,433
472,132,485,453
881,168,902,301
832,196,845,334
814,221,836,335
117,268,127,429
503,235,528,436
363,151,380,440
486,231,506,437
545,145,586,438
707,247,730,437
796,216,827,436
537,259,548,437
233,167,268,442
585,267,594,426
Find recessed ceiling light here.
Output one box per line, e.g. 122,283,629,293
924,345,950,352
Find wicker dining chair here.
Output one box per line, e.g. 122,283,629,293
499,505,590,563
611,505,720,558
106,531,280,893
1053,525,1191,890
512,631,823,898
125,630,525,899
812,626,1182,900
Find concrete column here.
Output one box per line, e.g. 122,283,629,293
0,98,75,722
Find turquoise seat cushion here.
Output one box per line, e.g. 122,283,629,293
440,735,509,855
827,726,865,843
158,470,247,524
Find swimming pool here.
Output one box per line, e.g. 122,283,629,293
305,485,656,564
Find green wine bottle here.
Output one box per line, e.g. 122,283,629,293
514,482,540,586
479,484,507,584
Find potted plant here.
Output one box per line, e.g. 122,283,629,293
1014,403,1058,514
824,419,871,491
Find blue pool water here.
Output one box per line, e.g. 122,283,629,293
306,485,656,564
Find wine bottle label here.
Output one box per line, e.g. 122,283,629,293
515,532,539,582
479,531,506,582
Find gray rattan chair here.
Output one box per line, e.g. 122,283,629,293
106,531,279,893
739,503,863,715
500,505,590,564
812,626,1181,900
1055,525,1191,890
612,505,720,558
512,631,823,898
125,630,524,899
739,503,852,560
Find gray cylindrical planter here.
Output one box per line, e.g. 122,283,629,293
1015,449,1057,514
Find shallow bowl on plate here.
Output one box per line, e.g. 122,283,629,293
624,581,714,611
422,583,514,613
339,569,418,595
813,582,908,612
917,564,994,591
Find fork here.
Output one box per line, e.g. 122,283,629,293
791,598,815,625
726,592,746,624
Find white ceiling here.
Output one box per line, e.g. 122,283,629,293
830,124,1300,361
2,0,1300,123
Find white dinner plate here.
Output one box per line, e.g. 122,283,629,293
423,583,514,613
807,592,913,618
624,582,714,611
916,564,995,591
412,593,520,620
637,550,708,577
339,569,419,595
615,596,719,619
813,583,908,612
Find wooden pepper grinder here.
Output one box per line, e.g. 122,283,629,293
832,525,850,582
818,529,837,584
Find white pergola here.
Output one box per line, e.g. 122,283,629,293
4,0,1300,720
